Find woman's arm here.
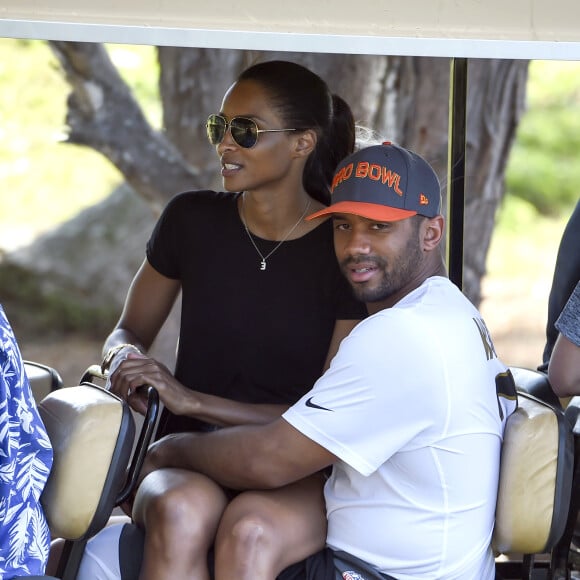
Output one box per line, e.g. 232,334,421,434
102,259,181,359
111,317,362,425
323,319,361,370
102,260,180,414
110,353,288,425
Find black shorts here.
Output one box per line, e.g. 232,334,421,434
116,524,395,580
278,547,397,580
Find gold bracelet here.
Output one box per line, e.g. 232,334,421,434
101,343,141,374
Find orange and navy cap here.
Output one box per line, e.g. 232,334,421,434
306,142,441,222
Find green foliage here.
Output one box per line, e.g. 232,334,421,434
489,195,572,277
0,39,159,251
0,39,116,234
505,60,580,215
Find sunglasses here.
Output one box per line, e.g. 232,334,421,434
206,114,300,149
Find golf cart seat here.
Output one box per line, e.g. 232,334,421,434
494,369,576,579
510,366,561,409
24,360,63,402
27,365,159,579
27,364,577,579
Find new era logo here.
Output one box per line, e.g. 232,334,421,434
419,193,429,206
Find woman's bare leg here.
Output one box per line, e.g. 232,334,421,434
214,472,326,580
133,468,229,580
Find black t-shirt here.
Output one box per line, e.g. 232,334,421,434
147,190,367,435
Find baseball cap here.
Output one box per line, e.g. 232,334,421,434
307,142,441,222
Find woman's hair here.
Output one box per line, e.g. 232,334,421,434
238,60,355,205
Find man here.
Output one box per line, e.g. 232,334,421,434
86,142,517,579
0,305,53,577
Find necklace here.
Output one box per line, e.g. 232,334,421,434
240,193,312,271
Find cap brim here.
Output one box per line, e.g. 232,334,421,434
306,201,417,222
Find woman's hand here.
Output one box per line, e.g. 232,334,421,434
109,353,288,427
108,353,199,416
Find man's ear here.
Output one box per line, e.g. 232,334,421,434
293,129,317,158
422,215,445,250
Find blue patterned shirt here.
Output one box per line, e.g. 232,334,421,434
0,305,53,578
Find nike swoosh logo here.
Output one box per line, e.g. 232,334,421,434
305,397,333,412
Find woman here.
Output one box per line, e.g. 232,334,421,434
101,60,366,579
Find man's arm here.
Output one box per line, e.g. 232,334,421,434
143,417,336,490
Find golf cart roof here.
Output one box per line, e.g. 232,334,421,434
1,0,580,60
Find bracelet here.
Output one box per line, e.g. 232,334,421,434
101,343,141,374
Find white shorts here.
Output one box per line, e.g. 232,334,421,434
76,523,144,580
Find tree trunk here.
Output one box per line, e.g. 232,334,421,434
462,59,529,304
0,45,528,348
157,47,250,189
49,41,200,211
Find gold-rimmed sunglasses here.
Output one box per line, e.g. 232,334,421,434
206,114,301,149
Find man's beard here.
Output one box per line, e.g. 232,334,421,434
341,235,423,304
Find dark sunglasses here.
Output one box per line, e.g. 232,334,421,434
206,114,300,149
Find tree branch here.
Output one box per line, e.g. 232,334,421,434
49,41,200,207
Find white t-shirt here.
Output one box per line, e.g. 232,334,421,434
283,276,517,580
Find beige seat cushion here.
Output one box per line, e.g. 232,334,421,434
24,361,63,403
493,393,572,555
38,385,130,540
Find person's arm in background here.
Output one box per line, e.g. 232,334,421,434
548,281,580,397
549,334,580,397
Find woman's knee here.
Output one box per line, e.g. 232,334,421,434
217,507,276,555
216,479,327,569
136,469,228,544
146,485,196,528
215,491,322,577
